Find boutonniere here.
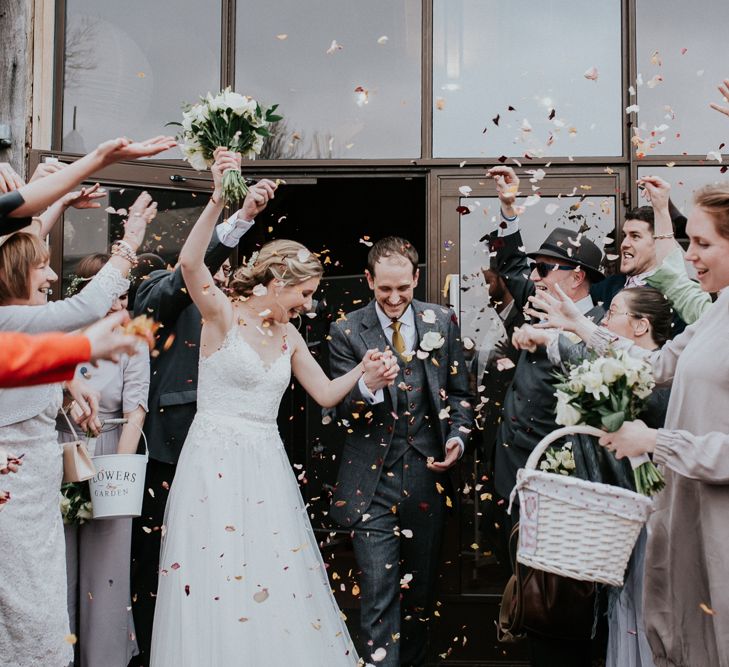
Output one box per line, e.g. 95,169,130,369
416,331,445,360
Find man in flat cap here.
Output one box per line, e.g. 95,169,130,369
484,166,605,667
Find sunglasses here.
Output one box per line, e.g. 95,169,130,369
529,261,576,278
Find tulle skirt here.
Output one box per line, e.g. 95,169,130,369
150,412,359,666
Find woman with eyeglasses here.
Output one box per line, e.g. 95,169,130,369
515,286,672,667
523,183,729,667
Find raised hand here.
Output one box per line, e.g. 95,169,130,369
0,162,24,192
62,183,106,210
486,166,520,207
709,78,729,118
122,191,157,251
637,175,671,213
240,179,278,220
526,283,585,332
211,148,242,201
29,160,66,183
95,135,177,166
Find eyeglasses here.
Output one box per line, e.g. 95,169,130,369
528,261,576,278
603,308,637,323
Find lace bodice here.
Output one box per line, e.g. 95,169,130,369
196,325,291,424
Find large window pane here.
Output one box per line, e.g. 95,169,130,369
62,186,207,295
636,1,729,157
63,1,221,158
235,1,421,159
637,166,729,227
433,0,623,158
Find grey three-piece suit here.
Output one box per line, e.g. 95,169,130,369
328,299,474,666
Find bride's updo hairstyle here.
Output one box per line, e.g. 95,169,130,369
228,239,323,298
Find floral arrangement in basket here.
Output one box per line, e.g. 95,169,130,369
552,349,665,496
60,481,92,525
170,87,282,202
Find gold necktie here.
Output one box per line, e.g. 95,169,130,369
390,320,406,355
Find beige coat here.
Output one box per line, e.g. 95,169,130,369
591,287,729,667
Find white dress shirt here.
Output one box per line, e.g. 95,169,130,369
357,303,464,456
216,209,255,247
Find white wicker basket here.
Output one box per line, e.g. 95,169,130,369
508,425,653,587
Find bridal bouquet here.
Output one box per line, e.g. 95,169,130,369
553,349,665,496
60,481,92,525
172,87,282,202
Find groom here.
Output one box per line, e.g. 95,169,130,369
328,237,474,666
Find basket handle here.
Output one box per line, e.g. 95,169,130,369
523,425,605,470
101,418,149,456
508,425,605,515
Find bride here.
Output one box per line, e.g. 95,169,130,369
150,151,397,666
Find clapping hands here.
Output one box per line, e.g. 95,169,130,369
361,348,399,392
511,324,553,353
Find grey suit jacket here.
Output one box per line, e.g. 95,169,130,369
327,299,475,527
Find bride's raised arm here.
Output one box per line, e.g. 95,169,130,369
287,326,398,408
179,151,275,338
179,150,239,335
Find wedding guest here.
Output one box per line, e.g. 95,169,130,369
56,253,150,667
588,177,688,345
515,285,673,667
129,165,275,666
485,166,605,667
0,135,175,235
0,311,140,388
528,182,729,666
0,195,154,667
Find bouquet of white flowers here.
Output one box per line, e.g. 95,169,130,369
171,87,282,202
553,349,665,496
60,481,93,525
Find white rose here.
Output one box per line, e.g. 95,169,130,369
581,370,608,399
181,143,209,171
222,90,248,115
60,496,71,513
567,376,584,394
555,393,582,426
205,91,223,112
250,133,265,155
420,331,445,352
190,103,209,124
77,503,93,520
181,112,194,133
600,358,625,384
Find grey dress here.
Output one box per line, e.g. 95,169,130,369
57,346,150,667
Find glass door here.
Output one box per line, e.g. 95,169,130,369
428,168,623,664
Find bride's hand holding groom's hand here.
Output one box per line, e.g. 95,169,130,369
362,348,399,392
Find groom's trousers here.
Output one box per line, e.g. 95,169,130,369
352,448,446,667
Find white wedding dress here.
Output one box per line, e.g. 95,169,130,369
150,325,359,666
